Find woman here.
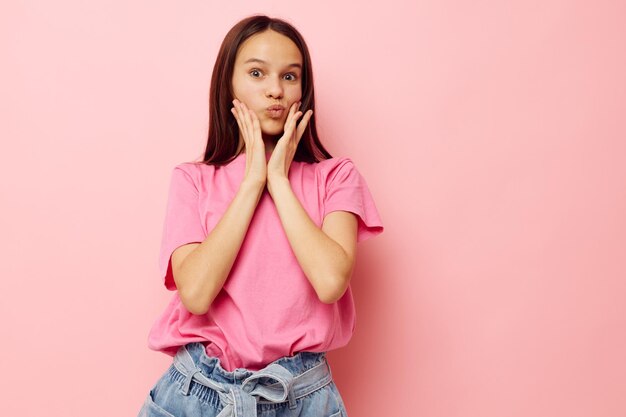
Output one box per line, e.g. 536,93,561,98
140,14,384,417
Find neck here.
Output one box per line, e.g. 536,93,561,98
262,133,277,156
236,134,277,156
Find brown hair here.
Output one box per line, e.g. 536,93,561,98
202,15,332,166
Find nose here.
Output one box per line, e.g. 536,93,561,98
265,75,284,99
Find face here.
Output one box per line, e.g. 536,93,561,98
231,30,303,138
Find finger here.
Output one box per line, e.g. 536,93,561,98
232,100,245,128
248,110,263,153
241,102,255,139
281,111,301,142
238,102,256,146
233,99,244,121
231,106,246,142
285,102,303,128
286,101,298,121
250,110,262,139
236,103,249,129
246,108,261,147
232,99,241,121
295,110,313,141
233,100,253,149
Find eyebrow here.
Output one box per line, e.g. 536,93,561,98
243,58,302,69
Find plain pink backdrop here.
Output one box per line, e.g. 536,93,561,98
2,1,625,416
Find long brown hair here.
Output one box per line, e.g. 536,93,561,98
202,15,332,166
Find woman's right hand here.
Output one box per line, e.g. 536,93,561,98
231,99,267,187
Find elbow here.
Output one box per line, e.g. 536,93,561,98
179,290,211,315
316,275,350,304
314,253,355,304
318,293,341,304
313,261,354,304
177,282,213,315
185,301,210,316
173,267,221,315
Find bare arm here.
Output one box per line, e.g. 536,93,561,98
172,99,267,315
171,179,264,314
268,178,358,303
254,101,359,303
230,100,358,303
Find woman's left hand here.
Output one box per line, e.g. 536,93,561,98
267,101,313,186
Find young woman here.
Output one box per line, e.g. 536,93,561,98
139,14,383,417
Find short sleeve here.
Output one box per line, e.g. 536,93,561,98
158,165,206,290
322,158,384,242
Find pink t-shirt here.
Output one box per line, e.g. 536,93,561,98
147,153,383,371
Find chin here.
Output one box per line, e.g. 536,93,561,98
261,120,286,136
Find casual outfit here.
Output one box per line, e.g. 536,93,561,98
140,153,383,416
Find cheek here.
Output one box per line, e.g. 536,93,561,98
232,76,258,100
286,85,303,103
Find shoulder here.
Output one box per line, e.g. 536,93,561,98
169,161,215,183
315,156,363,186
315,156,357,176
163,162,211,194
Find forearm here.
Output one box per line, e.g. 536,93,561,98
268,177,353,303
176,179,264,314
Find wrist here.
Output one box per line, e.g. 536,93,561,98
267,175,290,196
267,173,289,185
240,177,266,194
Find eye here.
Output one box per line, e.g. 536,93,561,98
284,73,298,81
249,69,262,78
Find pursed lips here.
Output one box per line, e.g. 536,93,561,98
266,105,285,118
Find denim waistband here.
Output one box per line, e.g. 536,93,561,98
173,343,333,417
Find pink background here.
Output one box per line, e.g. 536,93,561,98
2,0,625,416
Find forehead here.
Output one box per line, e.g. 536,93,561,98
235,30,302,66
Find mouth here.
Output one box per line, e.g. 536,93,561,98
266,105,285,119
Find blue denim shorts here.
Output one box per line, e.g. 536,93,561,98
138,342,348,417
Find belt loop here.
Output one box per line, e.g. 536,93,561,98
325,358,332,379
287,387,297,409
180,368,202,396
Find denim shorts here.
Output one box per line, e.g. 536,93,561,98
138,342,348,417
